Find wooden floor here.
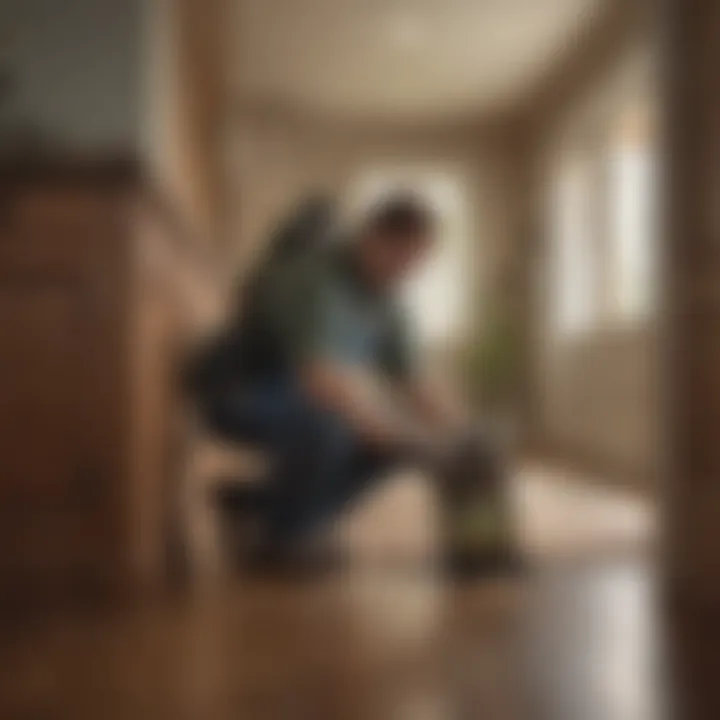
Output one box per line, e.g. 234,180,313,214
0,467,665,720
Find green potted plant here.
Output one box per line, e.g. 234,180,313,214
462,302,522,424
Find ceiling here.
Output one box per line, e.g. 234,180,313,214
231,0,604,123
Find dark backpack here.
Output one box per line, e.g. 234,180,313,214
184,197,336,410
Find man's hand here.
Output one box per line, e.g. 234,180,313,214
400,373,471,436
300,360,422,451
298,359,480,472
405,426,498,489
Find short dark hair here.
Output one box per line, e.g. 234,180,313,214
363,193,437,240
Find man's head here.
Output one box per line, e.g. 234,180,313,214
356,194,437,289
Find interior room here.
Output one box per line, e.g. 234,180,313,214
1,0,717,718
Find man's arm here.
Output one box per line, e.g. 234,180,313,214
299,361,428,450
266,260,430,451
379,307,470,435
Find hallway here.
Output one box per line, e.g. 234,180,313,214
0,469,660,720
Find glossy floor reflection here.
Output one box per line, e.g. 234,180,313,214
0,468,663,720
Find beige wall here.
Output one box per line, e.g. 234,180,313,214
144,0,228,246
517,4,660,487
534,326,660,481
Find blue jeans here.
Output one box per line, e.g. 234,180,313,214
207,378,398,544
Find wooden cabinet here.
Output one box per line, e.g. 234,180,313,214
0,162,214,604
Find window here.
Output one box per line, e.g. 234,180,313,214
550,150,598,338
607,100,656,322
547,72,656,340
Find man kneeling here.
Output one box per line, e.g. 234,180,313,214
207,195,484,572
